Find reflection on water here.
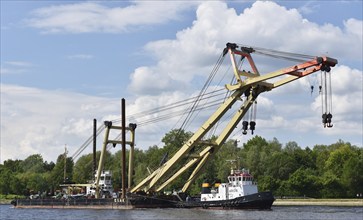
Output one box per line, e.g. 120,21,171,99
1,205,362,220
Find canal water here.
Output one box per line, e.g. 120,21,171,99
1,205,362,220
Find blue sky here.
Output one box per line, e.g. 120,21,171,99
1,1,362,163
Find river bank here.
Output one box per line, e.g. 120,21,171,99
0,199,11,204
274,198,363,207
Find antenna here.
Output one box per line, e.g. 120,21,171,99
64,144,68,183
226,159,237,174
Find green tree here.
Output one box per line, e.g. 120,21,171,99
20,173,48,195
73,152,97,184
320,171,345,198
11,174,26,195
265,151,296,180
3,159,23,173
312,144,330,174
287,168,321,198
258,175,279,193
341,150,363,197
0,166,12,194
50,154,74,190
240,136,269,177
21,154,45,173
325,143,356,176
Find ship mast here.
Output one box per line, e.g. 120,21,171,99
63,144,67,183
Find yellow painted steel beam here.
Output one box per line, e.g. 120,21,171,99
60,184,93,187
156,157,201,192
128,128,135,189
132,89,245,192
181,93,258,192
108,140,133,146
181,151,211,192
229,48,243,84
130,168,159,192
156,143,215,192
94,125,111,198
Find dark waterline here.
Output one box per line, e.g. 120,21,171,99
1,205,362,220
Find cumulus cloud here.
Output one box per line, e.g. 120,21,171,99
127,1,362,147
0,84,121,162
25,1,198,34
2,1,362,162
128,1,362,96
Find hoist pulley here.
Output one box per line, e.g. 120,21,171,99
320,67,334,128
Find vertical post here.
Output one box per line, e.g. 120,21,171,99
63,145,67,183
121,98,126,200
93,119,97,179
95,121,112,198
128,124,136,189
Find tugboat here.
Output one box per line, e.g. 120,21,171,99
182,168,274,209
86,170,116,198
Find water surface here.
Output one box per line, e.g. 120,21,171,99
1,205,362,220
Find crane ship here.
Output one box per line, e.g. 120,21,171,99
12,42,337,209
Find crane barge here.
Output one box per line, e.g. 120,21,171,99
12,43,337,209
125,42,337,209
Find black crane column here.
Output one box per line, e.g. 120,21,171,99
121,98,126,200
93,118,97,179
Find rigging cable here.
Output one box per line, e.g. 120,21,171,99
71,125,105,160
177,51,225,133
207,56,244,139
237,43,315,62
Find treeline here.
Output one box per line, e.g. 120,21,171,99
1,129,362,198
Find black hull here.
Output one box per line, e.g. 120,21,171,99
179,191,275,209
12,192,274,210
127,193,180,208
12,198,133,209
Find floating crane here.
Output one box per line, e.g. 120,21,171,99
130,42,337,194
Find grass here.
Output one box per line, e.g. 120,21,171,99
0,194,26,204
274,198,363,206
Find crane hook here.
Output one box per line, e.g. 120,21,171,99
242,121,248,135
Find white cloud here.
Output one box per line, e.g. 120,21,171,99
2,1,362,163
0,84,191,162
67,54,94,60
298,1,320,15
0,84,121,162
4,61,33,67
127,1,362,147
128,1,362,96
0,61,33,75
26,1,198,34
